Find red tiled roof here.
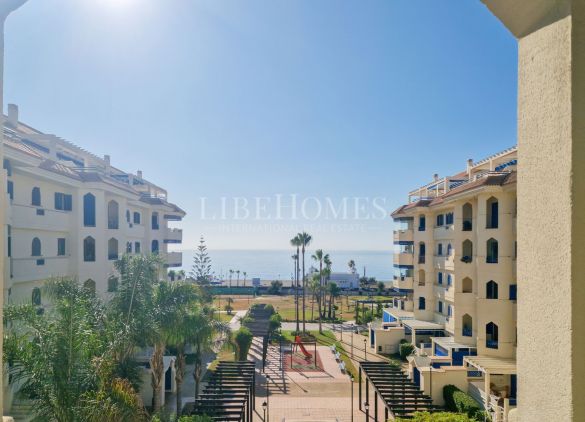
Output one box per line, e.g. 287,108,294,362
5,138,43,159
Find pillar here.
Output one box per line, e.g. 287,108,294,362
481,1,585,421
359,367,362,411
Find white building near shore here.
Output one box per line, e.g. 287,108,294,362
327,272,359,289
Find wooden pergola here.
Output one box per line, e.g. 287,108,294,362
359,361,439,420
188,361,256,421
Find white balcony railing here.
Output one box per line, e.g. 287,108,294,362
11,256,70,283
10,204,70,231
164,228,183,244
165,252,182,268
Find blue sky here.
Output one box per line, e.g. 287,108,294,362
5,0,517,251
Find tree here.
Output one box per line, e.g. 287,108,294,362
348,259,356,274
268,280,283,295
308,274,320,321
225,297,234,315
236,270,240,288
242,271,247,287
233,327,254,361
327,281,341,319
190,236,212,302
377,281,385,295
311,249,327,333
297,232,312,332
290,236,302,333
229,269,234,288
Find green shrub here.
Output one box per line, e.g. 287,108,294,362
178,416,213,422
399,338,409,344
396,411,478,421
399,342,415,360
443,384,483,419
233,327,254,361
268,313,282,333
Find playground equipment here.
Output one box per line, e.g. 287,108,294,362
294,336,312,359
289,336,318,369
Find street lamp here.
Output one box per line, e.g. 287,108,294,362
364,402,370,421
266,374,271,421
363,338,367,361
0,1,30,417
350,375,355,422
262,401,268,422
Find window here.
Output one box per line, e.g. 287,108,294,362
107,276,119,292
7,180,13,200
462,314,472,337
438,301,443,313
447,305,452,317
83,279,96,294
438,272,443,285
133,212,141,224
486,280,499,299
417,269,426,286
151,212,159,230
436,214,444,227
418,297,426,310
447,243,452,256
107,200,119,229
509,284,517,301
462,277,473,293
462,240,473,263
438,244,443,256
134,242,141,254
83,193,96,227
126,242,132,254
32,287,41,306
447,274,452,286
57,238,66,256
151,239,159,254
7,225,11,258
462,203,472,231
486,197,499,229
108,238,118,260
31,187,41,206
486,322,499,349
418,242,426,264
84,236,96,262
486,238,499,263
418,215,426,231
55,193,73,211
445,212,454,225
31,237,42,256
126,210,131,223
3,158,12,176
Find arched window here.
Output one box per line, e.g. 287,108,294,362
486,196,499,229
487,238,499,263
462,277,473,293
108,238,118,260
151,212,159,230
486,322,499,349
418,269,426,286
31,237,42,256
418,215,426,231
445,212,454,225
462,203,472,231
107,276,119,293
418,297,426,310
83,193,96,227
31,187,41,206
32,287,41,306
418,242,426,264
486,280,499,299
462,314,472,337
84,236,96,262
151,239,159,254
107,200,119,229
462,240,473,263
133,212,141,225
83,279,96,294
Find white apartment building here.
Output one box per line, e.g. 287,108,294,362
1,104,185,305
372,147,518,422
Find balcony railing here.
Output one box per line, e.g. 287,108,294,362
462,220,473,231
418,255,425,264
461,256,472,263
462,327,473,337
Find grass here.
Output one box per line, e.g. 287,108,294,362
216,312,234,323
205,339,235,376
280,329,358,381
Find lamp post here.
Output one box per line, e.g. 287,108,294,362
363,338,367,361
351,327,354,358
266,374,271,422
0,1,30,416
350,375,355,422
364,402,370,421
262,401,267,422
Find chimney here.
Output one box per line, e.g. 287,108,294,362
104,155,111,174
137,170,143,180
433,173,439,181
7,104,18,127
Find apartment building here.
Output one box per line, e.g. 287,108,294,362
372,146,518,422
1,104,185,305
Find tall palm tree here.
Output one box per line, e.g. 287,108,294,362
309,274,320,321
323,255,332,319
290,235,301,333
348,259,356,274
236,270,241,288
297,232,312,332
243,271,247,287
311,249,325,333
229,269,234,288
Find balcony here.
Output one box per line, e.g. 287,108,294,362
434,224,455,241
164,228,183,244
393,229,413,243
11,256,70,283
164,251,182,268
126,222,145,238
10,204,70,231
418,255,426,264
394,252,414,266
393,275,413,290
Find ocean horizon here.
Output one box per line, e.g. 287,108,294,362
174,249,394,282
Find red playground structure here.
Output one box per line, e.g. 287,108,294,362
293,335,312,360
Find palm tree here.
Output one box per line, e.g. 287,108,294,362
323,255,332,319
243,271,247,287
309,274,320,321
290,236,301,333
149,281,199,412
229,269,234,288
311,249,325,333
297,232,312,332
348,259,356,274
236,270,241,288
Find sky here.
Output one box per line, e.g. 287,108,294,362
4,0,517,251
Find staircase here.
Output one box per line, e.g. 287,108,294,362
8,399,34,422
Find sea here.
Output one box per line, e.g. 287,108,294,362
175,249,393,283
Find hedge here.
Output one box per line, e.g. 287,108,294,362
399,342,415,360
396,411,477,421
443,385,486,420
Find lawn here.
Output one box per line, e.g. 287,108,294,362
280,329,358,381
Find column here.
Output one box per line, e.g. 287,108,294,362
481,1,585,421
